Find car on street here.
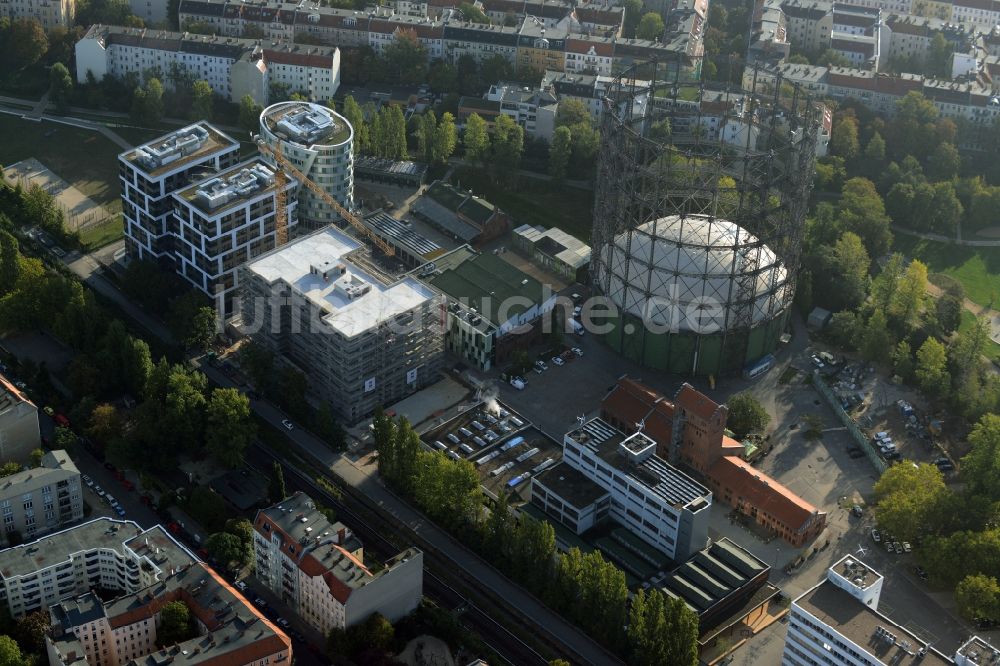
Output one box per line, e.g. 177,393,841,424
571,347,583,357
276,618,290,628
82,474,93,487
510,378,525,390
902,541,912,553
871,528,881,543
114,506,126,517
281,419,294,430
551,356,564,366
572,306,582,319
254,598,266,607
535,360,548,371
43,406,54,416
13,381,27,390
892,541,902,554
810,355,824,369
235,581,247,591
95,487,106,498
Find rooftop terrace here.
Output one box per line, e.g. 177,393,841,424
262,101,351,147
123,123,238,177
177,160,292,214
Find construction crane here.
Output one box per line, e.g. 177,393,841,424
273,143,289,247
254,137,395,257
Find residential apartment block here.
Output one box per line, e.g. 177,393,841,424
0,450,83,547
0,518,196,618
240,227,444,423
536,418,713,560
176,0,703,77
252,493,422,635
75,25,341,106
0,0,74,31
484,83,558,140
258,101,354,230
0,373,40,465
783,555,990,665
47,563,291,666
172,158,299,317
601,378,827,547
119,123,241,265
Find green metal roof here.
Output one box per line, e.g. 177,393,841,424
430,252,545,325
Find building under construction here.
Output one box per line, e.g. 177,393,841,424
239,226,444,424
590,59,821,376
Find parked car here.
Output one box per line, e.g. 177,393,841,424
871,528,881,543
114,506,126,517
810,355,825,369
902,541,912,553
82,474,93,488
281,419,294,430
235,581,248,591
852,504,863,517
551,356,564,366
571,347,583,357
276,618,290,628
892,541,902,553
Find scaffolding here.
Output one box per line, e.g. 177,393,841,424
591,56,820,375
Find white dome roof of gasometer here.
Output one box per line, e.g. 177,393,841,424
601,214,790,333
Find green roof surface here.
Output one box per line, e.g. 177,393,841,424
430,252,545,325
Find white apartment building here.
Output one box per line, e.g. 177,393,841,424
0,518,196,618
258,101,354,230
555,418,713,560
784,555,986,666
0,373,40,465
240,227,445,423
129,0,168,26
252,493,423,635
75,25,341,106
47,563,292,666
172,158,299,317
0,450,83,547
0,0,74,30
119,123,241,264
485,83,558,140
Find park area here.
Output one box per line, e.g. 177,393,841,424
893,234,1000,308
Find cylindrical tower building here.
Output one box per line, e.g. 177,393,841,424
590,60,821,376
259,101,354,231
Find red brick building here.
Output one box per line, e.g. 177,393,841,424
602,377,826,546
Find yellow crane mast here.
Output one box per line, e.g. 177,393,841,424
255,138,395,257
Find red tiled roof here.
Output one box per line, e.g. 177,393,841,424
708,456,824,533
601,377,676,443
675,383,720,420
264,48,335,68
566,37,612,56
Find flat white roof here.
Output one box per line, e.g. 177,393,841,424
247,227,436,337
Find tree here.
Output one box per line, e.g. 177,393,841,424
432,112,457,165
548,126,572,182
0,462,21,478
863,132,886,165
0,636,21,666
169,291,216,350
936,293,963,335
341,95,368,153
238,94,262,132
206,532,244,569
190,80,214,120
831,117,860,161
955,574,1000,623
929,142,961,181
915,337,949,398
826,311,861,350
636,12,665,40
131,77,164,124
492,114,524,184
556,99,590,128
28,448,43,468
889,259,927,331
725,391,770,438
224,518,254,565
238,342,274,393
427,59,458,93
463,113,490,163
874,462,947,541
892,340,914,381
839,177,892,257
623,0,643,37
813,232,870,312
0,229,19,298
383,32,428,84
315,401,346,450
4,18,48,68
861,310,893,363
961,414,1000,500
49,62,74,113
13,609,49,653
926,32,954,78
87,403,122,446
205,388,255,467
157,601,193,647
269,462,286,503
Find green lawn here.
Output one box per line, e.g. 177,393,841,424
0,115,123,207
452,167,594,242
79,215,124,251
893,234,1000,308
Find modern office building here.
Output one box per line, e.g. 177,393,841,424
46,563,292,666
257,101,354,231
782,555,983,665
75,25,341,106
119,123,241,265
0,373,40,465
0,0,74,31
252,492,423,635
0,518,196,618
240,227,444,423
540,417,713,561
601,377,827,547
171,158,299,317
0,450,83,547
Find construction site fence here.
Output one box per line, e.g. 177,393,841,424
812,370,888,475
